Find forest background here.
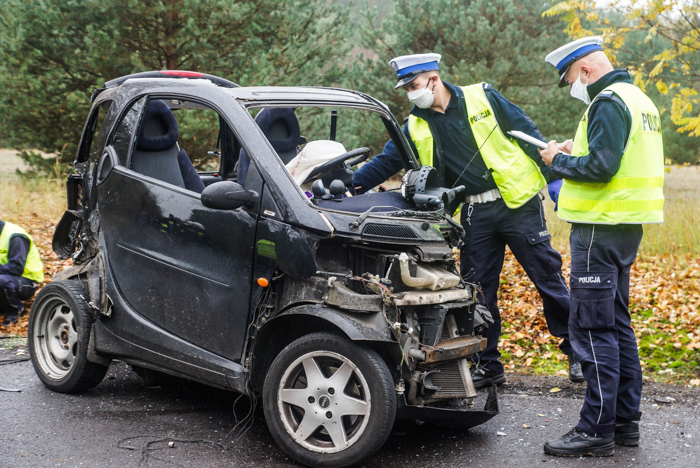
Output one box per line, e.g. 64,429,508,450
0,0,698,385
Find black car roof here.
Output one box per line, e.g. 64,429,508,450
224,86,382,107
100,70,384,109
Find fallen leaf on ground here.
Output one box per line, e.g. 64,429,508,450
549,387,562,393
654,396,677,404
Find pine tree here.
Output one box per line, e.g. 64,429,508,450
0,0,351,172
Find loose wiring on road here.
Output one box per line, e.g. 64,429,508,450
118,435,226,468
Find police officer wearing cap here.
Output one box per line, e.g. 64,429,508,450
353,53,584,388
539,37,664,457
0,219,44,326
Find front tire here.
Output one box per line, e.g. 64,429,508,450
263,332,396,468
28,281,109,393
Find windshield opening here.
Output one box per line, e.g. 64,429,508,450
242,103,417,215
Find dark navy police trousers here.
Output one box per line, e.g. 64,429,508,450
460,195,572,373
569,223,643,438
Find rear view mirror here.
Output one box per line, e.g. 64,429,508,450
201,181,259,210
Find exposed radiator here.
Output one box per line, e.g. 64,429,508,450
426,314,477,399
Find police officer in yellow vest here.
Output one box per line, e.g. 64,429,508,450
0,219,44,326
353,53,583,387
539,37,664,457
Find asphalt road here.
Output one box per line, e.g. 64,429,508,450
1,354,698,468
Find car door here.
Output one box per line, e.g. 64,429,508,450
96,94,257,361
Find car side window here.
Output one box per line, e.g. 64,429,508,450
110,96,147,165
173,102,221,172
76,100,113,164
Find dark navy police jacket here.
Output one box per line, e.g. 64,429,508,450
353,81,553,196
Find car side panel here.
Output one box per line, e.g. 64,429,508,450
97,166,256,360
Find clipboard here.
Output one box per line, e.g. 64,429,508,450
507,130,570,155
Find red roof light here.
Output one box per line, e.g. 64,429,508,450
160,70,205,78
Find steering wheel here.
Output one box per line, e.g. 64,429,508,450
302,147,370,184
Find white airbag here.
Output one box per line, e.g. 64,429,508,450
285,140,347,185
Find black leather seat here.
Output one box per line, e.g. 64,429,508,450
238,108,301,186
132,100,205,193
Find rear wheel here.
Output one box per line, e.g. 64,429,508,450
28,281,109,393
263,332,396,468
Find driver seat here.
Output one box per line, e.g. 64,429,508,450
238,108,301,186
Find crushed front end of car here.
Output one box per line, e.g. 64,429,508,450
246,166,499,430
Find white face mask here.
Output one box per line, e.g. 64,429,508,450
570,69,591,104
407,80,435,108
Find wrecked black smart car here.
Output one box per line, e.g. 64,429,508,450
29,71,497,467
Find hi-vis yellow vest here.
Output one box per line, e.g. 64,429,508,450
558,82,664,224
0,221,44,283
407,83,546,209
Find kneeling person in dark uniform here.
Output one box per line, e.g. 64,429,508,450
353,53,583,387
0,219,44,326
540,36,664,456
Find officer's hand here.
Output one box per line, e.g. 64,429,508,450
558,139,573,154
538,140,558,166
548,179,562,211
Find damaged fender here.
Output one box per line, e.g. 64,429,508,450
273,303,395,342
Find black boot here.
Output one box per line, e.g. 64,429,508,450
615,420,640,446
2,313,18,327
471,363,505,389
1,304,23,327
568,352,585,383
544,427,615,457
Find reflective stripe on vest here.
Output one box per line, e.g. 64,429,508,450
0,221,44,283
558,82,664,224
408,83,546,209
